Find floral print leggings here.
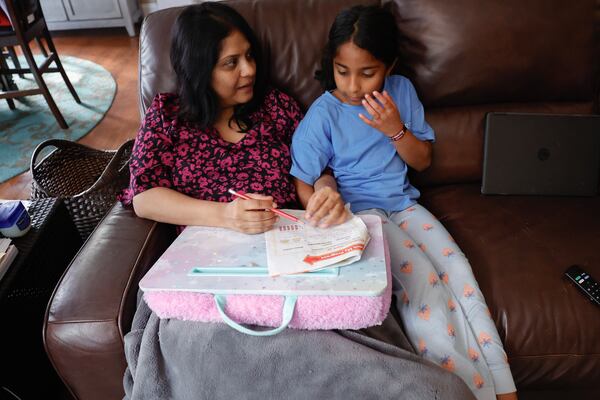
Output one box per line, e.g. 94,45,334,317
358,204,516,400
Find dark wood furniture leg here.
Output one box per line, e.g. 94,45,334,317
43,29,80,104
0,50,16,109
19,42,69,128
7,45,24,78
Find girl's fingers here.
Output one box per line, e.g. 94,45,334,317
371,91,388,107
361,98,380,118
376,91,402,116
382,90,395,103
365,94,385,114
305,191,328,218
319,202,347,228
314,195,345,227
358,113,375,126
373,90,386,100
309,194,340,225
308,201,333,225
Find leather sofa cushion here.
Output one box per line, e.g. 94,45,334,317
139,1,597,186
413,101,595,186
139,0,598,115
419,184,600,389
44,204,176,400
391,0,597,107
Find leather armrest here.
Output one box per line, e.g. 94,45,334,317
43,203,176,400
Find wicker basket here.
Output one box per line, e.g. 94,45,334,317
30,139,134,240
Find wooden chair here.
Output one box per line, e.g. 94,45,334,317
0,0,80,129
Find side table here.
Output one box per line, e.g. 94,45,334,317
0,198,82,399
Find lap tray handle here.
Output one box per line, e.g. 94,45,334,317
214,295,297,336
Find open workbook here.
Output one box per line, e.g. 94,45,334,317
265,211,370,276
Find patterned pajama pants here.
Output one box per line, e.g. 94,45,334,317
358,205,516,400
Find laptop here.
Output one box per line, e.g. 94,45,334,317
482,113,600,196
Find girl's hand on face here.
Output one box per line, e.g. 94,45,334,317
224,193,278,234
358,90,405,138
305,187,349,228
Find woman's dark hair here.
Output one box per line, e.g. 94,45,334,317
170,3,266,130
316,5,399,90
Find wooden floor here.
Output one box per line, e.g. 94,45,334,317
0,28,140,200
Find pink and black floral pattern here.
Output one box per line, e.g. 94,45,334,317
120,88,303,208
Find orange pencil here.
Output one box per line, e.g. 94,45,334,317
228,189,303,224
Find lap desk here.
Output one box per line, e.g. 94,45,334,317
139,212,391,333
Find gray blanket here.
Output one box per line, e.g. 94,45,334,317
123,295,475,400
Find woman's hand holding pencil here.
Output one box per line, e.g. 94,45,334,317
228,189,302,224
223,190,279,234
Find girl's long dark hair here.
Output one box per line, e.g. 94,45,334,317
316,5,399,90
170,3,266,130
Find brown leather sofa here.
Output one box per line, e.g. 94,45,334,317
43,0,600,399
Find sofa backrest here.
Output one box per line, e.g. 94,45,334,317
392,0,598,186
139,0,598,186
138,0,374,114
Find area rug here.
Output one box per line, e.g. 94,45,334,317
0,55,117,183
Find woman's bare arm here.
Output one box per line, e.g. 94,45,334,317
132,187,278,234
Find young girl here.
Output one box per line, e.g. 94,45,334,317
290,5,518,400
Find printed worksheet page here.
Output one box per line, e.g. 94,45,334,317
265,213,370,276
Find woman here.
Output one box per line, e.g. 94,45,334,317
121,2,346,232
122,3,476,399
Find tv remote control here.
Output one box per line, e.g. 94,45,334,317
564,265,600,306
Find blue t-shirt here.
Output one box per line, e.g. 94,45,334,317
290,75,435,213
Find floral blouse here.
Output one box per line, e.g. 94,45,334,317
120,88,303,209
